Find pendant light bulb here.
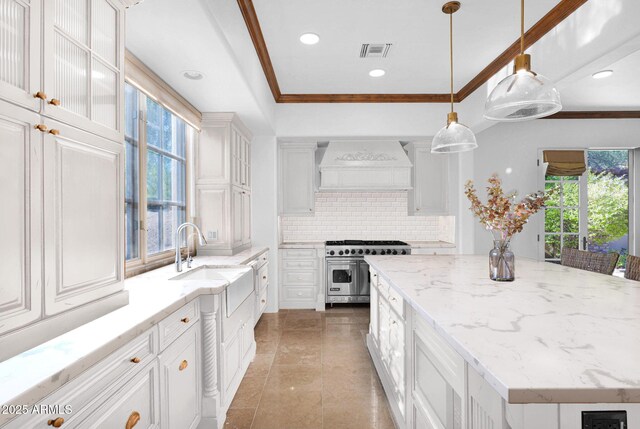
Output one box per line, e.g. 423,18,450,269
484,0,561,121
432,1,477,154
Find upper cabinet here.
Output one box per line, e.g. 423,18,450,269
0,0,42,111
406,142,450,216
278,141,317,216
42,0,125,141
0,0,124,141
231,125,251,190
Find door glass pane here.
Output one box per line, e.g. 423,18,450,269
124,83,139,260
91,0,117,65
54,33,89,117
587,150,629,272
543,171,582,263
55,0,88,45
91,58,117,129
0,0,26,90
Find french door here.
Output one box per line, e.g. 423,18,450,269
540,149,633,272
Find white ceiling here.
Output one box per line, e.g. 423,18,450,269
560,50,640,110
253,0,560,94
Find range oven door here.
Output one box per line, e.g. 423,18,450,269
357,260,370,296
327,260,358,297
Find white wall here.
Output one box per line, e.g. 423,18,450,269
471,119,640,259
250,136,279,312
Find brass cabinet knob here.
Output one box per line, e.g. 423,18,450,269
125,411,140,429
130,357,141,364
48,98,61,106
180,317,190,324
262,276,267,280
179,360,188,371
34,124,48,132
33,91,47,100
47,417,64,427
261,299,266,304
48,129,60,136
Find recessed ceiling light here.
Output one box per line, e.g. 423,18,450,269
299,33,320,45
183,70,204,80
369,69,386,78
592,70,613,79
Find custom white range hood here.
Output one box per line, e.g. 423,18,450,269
319,140,413,191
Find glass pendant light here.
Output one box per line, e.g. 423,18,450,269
484,0,562,121
432,2,477,154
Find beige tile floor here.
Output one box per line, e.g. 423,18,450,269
223,306,396,429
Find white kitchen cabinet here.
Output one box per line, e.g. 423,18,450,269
0,100,42,336
220,289,256,409
159,324,201,429
406,142,450,215
43,118,124,316
196,113,253,255
279,247,321,309
369,270,379,345
42,0,125,142
0,102,126,361
278,141,317,215
0,0,41,111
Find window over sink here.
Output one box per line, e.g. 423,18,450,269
124,82,193,274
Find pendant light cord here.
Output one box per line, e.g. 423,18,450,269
449,11,454,114
520,0,525,55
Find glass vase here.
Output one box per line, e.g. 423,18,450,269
489,240,515,282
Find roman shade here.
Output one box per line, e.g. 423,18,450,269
543,150,586,176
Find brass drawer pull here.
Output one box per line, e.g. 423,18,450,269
34,124,48,132
180,317,190,324
48,129,60,136
48,98,61,106
179,360,188,371
47,417,64,427
125,411,140,429
261,299,266,304
33,91,47,100
262,276,267,280
130,357,141,363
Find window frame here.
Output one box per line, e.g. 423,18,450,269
124,81,195,277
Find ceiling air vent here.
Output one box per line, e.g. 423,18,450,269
360,43,392,58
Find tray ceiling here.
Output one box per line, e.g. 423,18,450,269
243,0,588,102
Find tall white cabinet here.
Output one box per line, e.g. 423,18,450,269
195,113,252,256
0,0,127,361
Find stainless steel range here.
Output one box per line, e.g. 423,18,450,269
325,240,411,304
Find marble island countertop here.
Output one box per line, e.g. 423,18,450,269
365,254,640,404
0,247,268,420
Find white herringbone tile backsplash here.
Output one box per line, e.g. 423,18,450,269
280,192,454,242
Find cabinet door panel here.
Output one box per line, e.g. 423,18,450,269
279,147,315,214
413,146,449,215
222,329,243,403
0,101,41,334
43,121,123,315
80,362,161,429
160,325,201,429
242,191,251,244
0,0,41,110
231,187,243,246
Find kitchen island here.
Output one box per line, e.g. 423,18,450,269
365,254,640,429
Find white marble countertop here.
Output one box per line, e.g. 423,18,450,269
407,240,455,248
0,247,268,421
365,254,640,404
279,242,325,248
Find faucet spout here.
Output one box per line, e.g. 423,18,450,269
175,222,207,272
